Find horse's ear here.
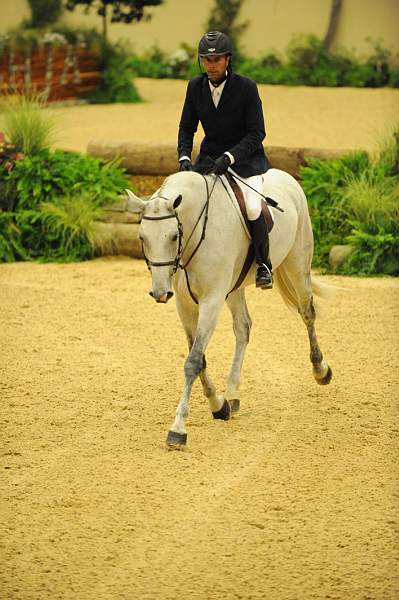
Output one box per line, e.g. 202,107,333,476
173,194,182,210
125,189,145,214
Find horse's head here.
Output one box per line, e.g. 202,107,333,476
125,188,182,303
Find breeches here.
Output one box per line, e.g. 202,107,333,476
230,170,263,220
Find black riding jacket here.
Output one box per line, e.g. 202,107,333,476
178,72,271,177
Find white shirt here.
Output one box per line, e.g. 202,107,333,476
209,78,227,108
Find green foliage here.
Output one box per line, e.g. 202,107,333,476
37,194,105,261
128,44,197,79
127,34,399,88
0,95,57,154
3,149,127,211
301,133,399,275
27,0,62,28
85,46,141,103
0,148,130,262
236,35,399,87
4,25,104,49
65,0,162,24
0,212,28,261
65,0,163,46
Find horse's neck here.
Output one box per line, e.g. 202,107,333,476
177,174,246,255
164,173,213,228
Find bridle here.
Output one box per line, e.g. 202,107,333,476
140,175,217,280
141,212,184,274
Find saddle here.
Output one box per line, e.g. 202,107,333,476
226,173,274,234
225,173,274,295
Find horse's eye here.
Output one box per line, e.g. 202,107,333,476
171,233,178,242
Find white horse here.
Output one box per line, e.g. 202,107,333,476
126,169,332,448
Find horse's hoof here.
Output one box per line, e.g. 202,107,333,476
212,399,231,421
317,365,333,386
229,399,240,414
166,430,187,449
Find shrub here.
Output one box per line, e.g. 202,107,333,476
85,45,141,103
126,34,399,88
301,132,399,275
0,148,130,262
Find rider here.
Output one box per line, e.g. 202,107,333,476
177,30,273,289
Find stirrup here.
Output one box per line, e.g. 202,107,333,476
256,263,273,289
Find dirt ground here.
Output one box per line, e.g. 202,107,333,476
1,257,398,600
1,81,399,599
51,79,399,155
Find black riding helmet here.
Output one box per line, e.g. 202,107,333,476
198,31,233,57
198,31,233,77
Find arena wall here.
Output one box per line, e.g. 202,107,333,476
1,0,399,58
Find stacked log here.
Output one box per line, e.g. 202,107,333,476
87,141,351,179
93,198,144,259
89,144,351,259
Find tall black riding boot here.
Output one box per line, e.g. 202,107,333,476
249,213,273,289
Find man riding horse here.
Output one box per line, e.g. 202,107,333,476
178,30,273,289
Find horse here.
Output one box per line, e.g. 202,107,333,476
125,168,333,448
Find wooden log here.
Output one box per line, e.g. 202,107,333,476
92,222,143,258
87,141,353,178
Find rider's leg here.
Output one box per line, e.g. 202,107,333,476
245,175,273,290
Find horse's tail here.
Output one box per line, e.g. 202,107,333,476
311,277,338,300
274,267,340,313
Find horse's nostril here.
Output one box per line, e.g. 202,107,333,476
149,291,154,297
166,291,174,300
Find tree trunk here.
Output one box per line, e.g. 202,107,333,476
102,4,107,45
323,0,342,50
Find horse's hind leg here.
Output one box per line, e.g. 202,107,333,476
277,259,332,385
223,288,252,414
300,294,332,385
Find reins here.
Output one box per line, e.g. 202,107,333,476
180,174,217,269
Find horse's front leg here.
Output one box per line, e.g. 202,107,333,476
166,295,227,448
174,295,221,415
222,288,252,414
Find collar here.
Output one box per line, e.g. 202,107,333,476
208,77,227,95
208,70,228,88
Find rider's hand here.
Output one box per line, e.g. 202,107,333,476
179,159,192,172
212,154,231,175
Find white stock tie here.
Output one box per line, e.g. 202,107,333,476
212,87,221,108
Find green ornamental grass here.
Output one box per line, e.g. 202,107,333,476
1,95,57,155
39,194,105,259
